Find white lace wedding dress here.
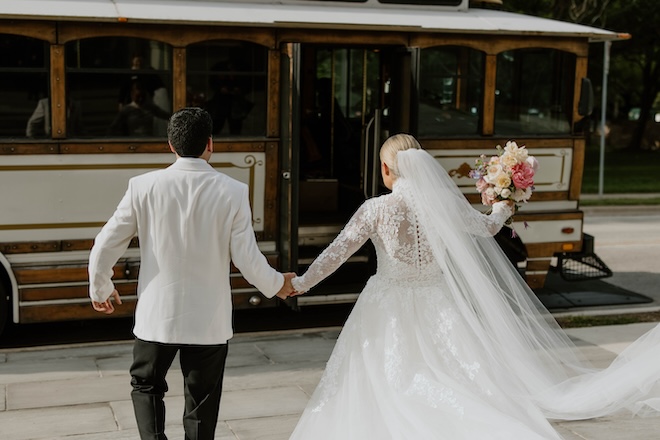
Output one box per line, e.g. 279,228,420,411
290,184,564,439
289,150,660,440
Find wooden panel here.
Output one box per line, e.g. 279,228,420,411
521,192,568,202
230,254,280,290
526,273,547,289
20,300,137,323
231,254,279,273
57,22,276,48
213,141,267,153
50,45,67,139
277,29,408,46
230,277,254,290
419,138,575,150
14,264,138,285
569,138,585,200
173,26,276,49
0,20,56,43
464,191,570,204
263,142,279,241
59,142,171,154
489,36,586,57
267,49,281,137
0,141,236,156
173,47,187,111
58,22,181,45
0,144,59,155
514,211,582,222
18,292,276,324
411,34,587,56
482,54,496,135
526,260,552,272
526,241,583,258
20,283,137,302
61,239,97,252
412,34,498,52
54,140,266,154
0,238,135,255
1,241,61,254
232,291,279,309
572,56,589,131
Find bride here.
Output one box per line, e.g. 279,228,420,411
288,134,660,439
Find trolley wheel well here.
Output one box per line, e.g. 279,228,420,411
0,268,10,336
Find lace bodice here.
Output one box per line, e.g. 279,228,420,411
292,181,512,293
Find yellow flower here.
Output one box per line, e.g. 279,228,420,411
494,173,511,189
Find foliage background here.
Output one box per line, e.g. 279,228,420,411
500,0,659,195
503,0,660,153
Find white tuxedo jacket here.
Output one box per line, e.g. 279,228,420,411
88,157,283,344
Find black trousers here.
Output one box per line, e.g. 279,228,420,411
130,338,229,440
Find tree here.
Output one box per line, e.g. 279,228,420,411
605,0,660,150
504,0,660,150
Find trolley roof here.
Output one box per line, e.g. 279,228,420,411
0,0,625,42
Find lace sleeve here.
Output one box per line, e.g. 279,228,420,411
292,201,376,293
464,201,514,236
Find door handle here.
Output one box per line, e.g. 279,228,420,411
363,115,375,199
371,109,382,198
363,109,382,199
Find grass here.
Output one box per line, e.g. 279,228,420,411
581,148,660,195
555,311,660,328
580,197,660,206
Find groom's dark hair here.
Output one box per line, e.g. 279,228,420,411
167,107,213,157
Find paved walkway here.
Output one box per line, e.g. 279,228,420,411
2,204,659,439
1,320,660,440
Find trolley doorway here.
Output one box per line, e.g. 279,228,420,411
295,45,410,303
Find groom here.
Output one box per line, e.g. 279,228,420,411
88,107,295,439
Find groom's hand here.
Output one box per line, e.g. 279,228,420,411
275,273,297,300
91,289,122,314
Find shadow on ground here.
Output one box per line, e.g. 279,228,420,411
536,270,653,310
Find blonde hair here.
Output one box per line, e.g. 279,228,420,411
379,133,422,177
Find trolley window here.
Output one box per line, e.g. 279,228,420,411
187,40,268,137
495,48,576,135
418,46,484,137
65,37,172,138
0,34,50,139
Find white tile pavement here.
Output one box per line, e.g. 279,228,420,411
0,324,659,440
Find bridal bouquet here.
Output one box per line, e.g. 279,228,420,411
469,141,538,228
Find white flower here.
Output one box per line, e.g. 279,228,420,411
493,173,511,189
512,188,526,202
512,187,533,202
500,188,512,199
501,153,519,168
485,187,497,198
504,141,529,162
486,162,503,180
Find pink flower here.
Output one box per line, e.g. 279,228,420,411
511,162,534,189
476,178,489,193
481,187,497,206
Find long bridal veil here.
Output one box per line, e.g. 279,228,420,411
396,148,660,420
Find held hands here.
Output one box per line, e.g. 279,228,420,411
275,273,305,300
91,289,122,314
